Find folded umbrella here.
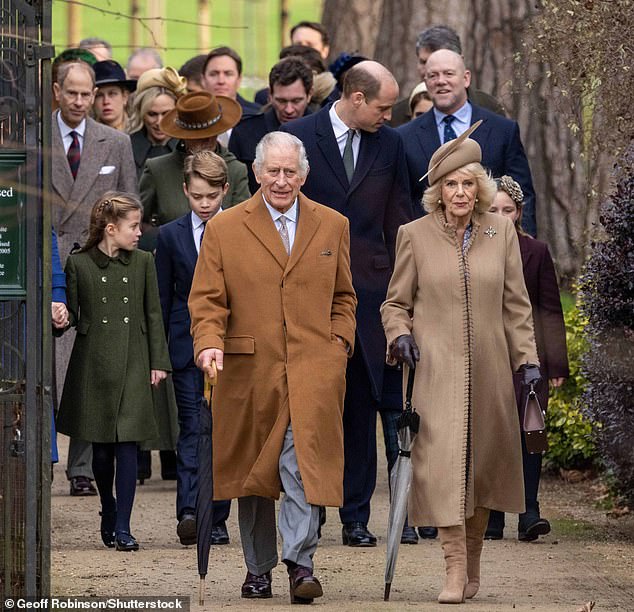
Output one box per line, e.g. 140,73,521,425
384,365,419,601
196,361,217,606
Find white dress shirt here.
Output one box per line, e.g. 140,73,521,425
57,112,86,154
192,209,222,254
433,100,472,143
264,198,298,253
330,101,360,166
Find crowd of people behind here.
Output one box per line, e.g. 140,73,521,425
50,20,569,605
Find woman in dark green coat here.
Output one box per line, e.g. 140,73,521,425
57,192,171,551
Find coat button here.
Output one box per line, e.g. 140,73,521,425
122,297,129,303
101,276,107,283
123,316,129,324
101,317,108,324
101,297,107,303
122,277,128,283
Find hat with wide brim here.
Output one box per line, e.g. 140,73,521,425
159,91,242,139
420,120,483,186
94,60,137,91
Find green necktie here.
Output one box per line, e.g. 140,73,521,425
343,128,355,182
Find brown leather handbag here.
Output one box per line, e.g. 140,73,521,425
523,383,548,454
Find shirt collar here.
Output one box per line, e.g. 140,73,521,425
263,196,298,224
191,209,222,230
433,100,471,128
329,100,357,140
57,111,87,139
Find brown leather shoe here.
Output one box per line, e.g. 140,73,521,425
69,476,97,496
241,571,272,599
288,565,323,604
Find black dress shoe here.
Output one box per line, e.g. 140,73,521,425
241,571,272,599
288,565,323,604
342,522,377,547
115,532,139,551
99,510,116,548
518,516,551,542
417,526,438,539
69,476,98,496
177,513,196,546
211,522,229,545
401,525,419,544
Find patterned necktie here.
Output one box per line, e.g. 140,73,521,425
278,216,290,255
342,128,355,182
67,130,81,179
443,115,457,143
199,221,207,248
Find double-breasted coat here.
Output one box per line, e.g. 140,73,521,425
188,191,357,507
381,210,539,527
57,247,171,443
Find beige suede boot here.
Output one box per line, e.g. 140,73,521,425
437,525,467,603
464,507,490,599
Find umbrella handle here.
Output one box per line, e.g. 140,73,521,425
204,361,218,404
405,365,416,410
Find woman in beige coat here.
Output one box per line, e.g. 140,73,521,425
381,124,540,604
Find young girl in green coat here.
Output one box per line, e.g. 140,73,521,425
57,192,171,551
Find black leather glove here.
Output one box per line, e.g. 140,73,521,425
388,334,420,370
519,363,542,387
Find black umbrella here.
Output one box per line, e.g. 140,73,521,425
196,362,217,606
384,366,420,601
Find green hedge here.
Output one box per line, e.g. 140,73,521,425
543,301,597,470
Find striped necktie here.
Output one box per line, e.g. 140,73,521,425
67,130,81,179
443,116,457,143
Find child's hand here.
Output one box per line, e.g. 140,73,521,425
52,302,69,329
151,369,168,386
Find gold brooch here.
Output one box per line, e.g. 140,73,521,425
484,226,497,239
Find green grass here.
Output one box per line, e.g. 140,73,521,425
52,0,322,95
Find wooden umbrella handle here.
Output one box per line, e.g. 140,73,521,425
204,360,218,404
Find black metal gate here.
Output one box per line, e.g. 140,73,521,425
0,0,52,599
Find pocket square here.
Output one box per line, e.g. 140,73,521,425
319,249,333,256
99,165,116,175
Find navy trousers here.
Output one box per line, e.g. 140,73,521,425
172,365,230,524
339,350,403,525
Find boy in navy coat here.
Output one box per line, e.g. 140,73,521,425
155,150,231,546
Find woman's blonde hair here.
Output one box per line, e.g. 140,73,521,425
127,86,178,134
495,175,528,235
422,162,497,214
183,150,228,187
82,192,143,252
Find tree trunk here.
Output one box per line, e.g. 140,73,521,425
321,0,383,62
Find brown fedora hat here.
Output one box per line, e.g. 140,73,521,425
159,91,242,139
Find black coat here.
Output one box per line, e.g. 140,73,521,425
282,105,414,399
129,128,178,179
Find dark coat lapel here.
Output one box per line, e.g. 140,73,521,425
243,191,289,270
284,194,320,277
416,111,441,175
176,214,199,269
470,105,494,157
315,107,349,192
349,130,380,193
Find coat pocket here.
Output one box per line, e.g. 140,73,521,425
224,335,255,354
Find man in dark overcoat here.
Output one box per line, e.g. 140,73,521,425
282,61,414,547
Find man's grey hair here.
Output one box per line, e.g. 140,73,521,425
79,37,113,56
415,25,462,55
127,47,163,70
254,132,309,178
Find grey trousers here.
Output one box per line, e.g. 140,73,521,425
238,425,321,575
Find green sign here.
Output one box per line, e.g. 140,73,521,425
0,151,26,297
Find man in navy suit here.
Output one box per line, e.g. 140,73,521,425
282,61,414,547
155,150,232,546
399,49,537,236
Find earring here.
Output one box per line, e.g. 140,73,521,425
437,198,442,204
475,197,479,203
